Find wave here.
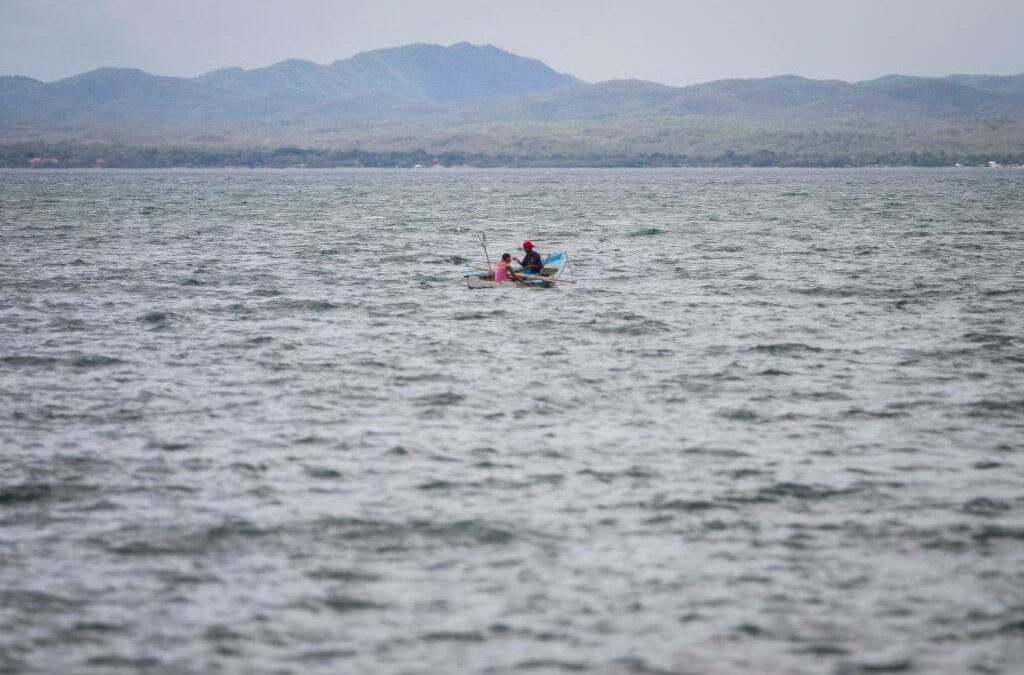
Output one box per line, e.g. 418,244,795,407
966,398,1024,417
263,298,339,312
69,355,124,368
593,314,671,335
137,310,179,328
414,392,465,406
0,482,99,505
728,481,860,503
314,516,519,548
750,343,823,355
1,354,124,369
1,355,61,367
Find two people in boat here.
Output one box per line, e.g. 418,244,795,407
494,240,542,284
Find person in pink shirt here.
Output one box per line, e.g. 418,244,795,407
493,253,512,283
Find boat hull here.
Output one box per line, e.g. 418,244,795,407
466,275,497,289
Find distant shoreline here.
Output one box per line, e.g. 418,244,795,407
4,143,1022,170
6,165,1023,171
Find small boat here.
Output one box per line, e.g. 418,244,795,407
465,252,568,289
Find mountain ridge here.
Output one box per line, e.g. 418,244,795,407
3,43,1024,166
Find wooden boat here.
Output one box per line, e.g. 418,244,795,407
465,252,568,289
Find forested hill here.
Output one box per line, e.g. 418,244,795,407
2,43,1024,167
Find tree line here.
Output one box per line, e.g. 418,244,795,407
2,142,1021,169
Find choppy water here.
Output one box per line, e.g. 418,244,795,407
1,168,1023,674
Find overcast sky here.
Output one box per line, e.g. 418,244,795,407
2,0,1022,84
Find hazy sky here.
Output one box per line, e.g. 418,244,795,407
2,0,1022,84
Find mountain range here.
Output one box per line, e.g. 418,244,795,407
2,42,1023,167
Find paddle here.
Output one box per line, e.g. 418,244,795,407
512,273,576,284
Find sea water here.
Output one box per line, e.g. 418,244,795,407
1,168,1022,674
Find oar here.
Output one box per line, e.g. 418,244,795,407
512,273,576,284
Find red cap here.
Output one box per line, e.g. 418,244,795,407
522,240,534,249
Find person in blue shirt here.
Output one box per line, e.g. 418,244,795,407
514,240,543,274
